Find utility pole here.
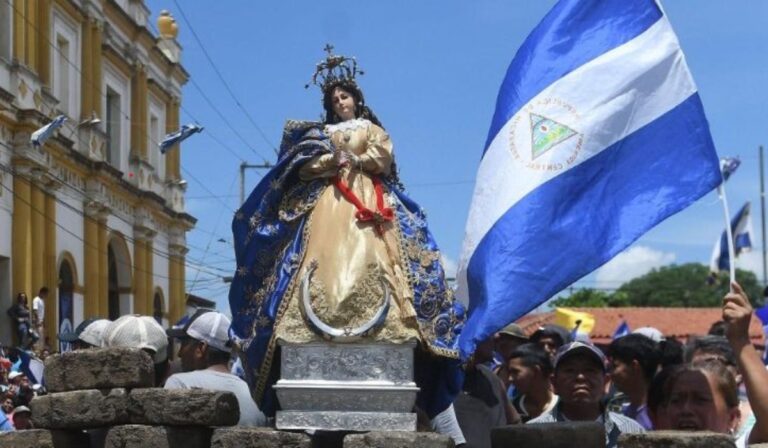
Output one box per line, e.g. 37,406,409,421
760,145,767,287
240,161,272,205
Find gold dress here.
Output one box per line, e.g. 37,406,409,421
274,118,421,344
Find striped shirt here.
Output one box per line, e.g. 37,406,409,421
528,403,644,448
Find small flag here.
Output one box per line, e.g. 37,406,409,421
454,0,721,358
720,157,741,182
30,115,67,147
612,320,631,339
709,202,753,276
160,124,203,154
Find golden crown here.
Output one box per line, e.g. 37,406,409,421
305,44,364,92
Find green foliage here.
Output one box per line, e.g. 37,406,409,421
554,263,764,308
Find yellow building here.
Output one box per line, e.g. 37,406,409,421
0,0,194,348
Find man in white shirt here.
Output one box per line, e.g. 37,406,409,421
31,287,48,351
166,310,266,427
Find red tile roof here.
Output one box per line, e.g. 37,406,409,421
516,307,765,347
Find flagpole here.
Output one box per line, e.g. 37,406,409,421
717,182,737,291
760,145,767,286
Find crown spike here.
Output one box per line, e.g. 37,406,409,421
307,44,364,92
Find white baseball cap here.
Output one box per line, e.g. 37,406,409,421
633,326,666,343
104,315,168,363
79,319,112,347
167,310,232,352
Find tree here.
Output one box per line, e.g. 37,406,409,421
551,288,629,308
618,263,763,308
552,263,763,308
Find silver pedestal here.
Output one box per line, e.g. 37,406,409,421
274,342,418,431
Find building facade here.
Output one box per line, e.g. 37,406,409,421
0,0,195,348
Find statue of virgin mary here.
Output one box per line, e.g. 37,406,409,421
229,46,466,419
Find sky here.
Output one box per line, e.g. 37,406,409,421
144,0,768,313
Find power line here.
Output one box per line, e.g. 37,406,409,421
170,0,279,156
143,16,273,164
189,171,239,292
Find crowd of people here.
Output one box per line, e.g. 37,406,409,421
2,282,768,448
1,304,267,434
451,281,768,448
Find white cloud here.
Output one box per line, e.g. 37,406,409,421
595,245,676,288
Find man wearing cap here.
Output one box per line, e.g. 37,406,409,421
530,324,571,360
493,323,529,398
528,341,644,448
104,315,169,386
58,318,111,350
166,310,266,427
11,405,32,430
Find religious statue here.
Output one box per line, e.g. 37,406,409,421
229,45,466,422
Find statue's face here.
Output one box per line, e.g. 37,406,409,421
331,87,356,122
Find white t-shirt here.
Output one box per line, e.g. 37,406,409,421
32,297,44,323
164,369,266,427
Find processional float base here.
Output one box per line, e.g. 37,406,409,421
274,341,418,432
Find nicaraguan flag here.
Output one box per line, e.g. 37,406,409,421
612,320,631,340
709,201,753,274
30,115,67,147
455,0,721,358
160,124,203,154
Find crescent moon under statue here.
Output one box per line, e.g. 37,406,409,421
299,262,390,342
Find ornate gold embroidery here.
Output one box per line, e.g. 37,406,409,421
306,263,386,329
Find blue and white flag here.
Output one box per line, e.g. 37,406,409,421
612,320,631,340
159,124,203,154
720,157,741,182
455,0,721,359
30,115,67,147
709,202,753,274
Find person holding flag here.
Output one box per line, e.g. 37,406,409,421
456,0,722,359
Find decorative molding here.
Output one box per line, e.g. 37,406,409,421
275,411,416,432
275,384,417,413
280,342,415,383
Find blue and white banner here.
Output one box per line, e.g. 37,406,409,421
30,115,67,147
612,320,631,340
720,157,741,182
160,124,203,154
709,202,753,274
456,0,721,358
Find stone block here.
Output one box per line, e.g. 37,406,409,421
31,389,129,429
344,431,454,448
45,348,154,393
210,427,311,448
105,425,213,448
618,431,736,448
128,388,239,426
0,429,89,448
491,421,605,448
0,429,54,448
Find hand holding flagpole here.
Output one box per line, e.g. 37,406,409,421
717,157,741,293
